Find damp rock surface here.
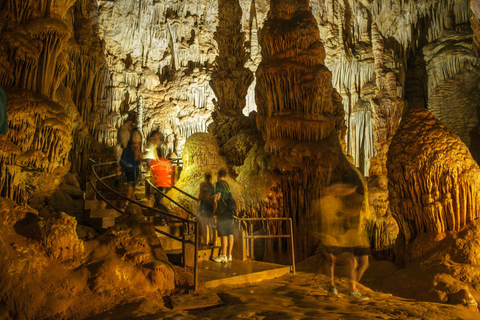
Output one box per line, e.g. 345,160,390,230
0,197,175,320
84,256,479,320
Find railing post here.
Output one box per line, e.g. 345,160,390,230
194,220,199,292
145,179,151,200
289,218,296,274
182,229,186,267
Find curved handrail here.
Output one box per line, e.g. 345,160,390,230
88,159,199,291
89,179,125,214
171,185,200,202
91,163,191,223
146,179,197,218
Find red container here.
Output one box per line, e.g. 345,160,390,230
151,158,174,187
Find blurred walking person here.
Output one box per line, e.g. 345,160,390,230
315,182,370,300
198,173,216,246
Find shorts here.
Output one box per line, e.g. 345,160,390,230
199,215,215,227
217,219,234,237
324,246,370,257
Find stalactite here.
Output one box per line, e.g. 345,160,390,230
0,30,42,91
0,89,72,204
210,0,254,117
137,96,144,132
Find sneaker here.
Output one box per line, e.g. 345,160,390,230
227,255,232,262
348,289,369,300
159,220,167,226
328,286,339,296
213,255,227,263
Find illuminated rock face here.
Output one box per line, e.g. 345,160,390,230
388,108,480,264
210,0,254,117
3,0,477,184
0,198,175,319
254,0,366,261
165,132,245,217
0,89,72,205
256,0,344,156
0,0,96,203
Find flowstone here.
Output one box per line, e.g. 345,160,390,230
388,108,480,265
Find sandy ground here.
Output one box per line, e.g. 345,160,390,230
84,258,479,320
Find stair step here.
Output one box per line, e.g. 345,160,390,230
165,246,221,266
200,260,292,288
84,200,107,211
89,208,122,219
86,216,116,232
158,236,183,251
155,225,184,237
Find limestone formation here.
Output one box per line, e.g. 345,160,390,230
2,0,476,183
210,0,254,117
313,0,475,174
253,0,367,261
0,89,72,205
388,108,480,265
165,132,245,217
0,198,175,319
364,23,404,259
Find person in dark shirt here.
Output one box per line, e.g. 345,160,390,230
198,173,215,246
120,132,141,207
213,169,235,263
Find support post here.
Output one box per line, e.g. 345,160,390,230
182,230,186,267
289,218,296,274
194,221,199,292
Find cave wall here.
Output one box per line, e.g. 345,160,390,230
3,0,477,172
86,0,479,171
1,0,480,260
0,0,77,205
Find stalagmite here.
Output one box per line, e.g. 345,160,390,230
255,0,365,261
388,108,480,265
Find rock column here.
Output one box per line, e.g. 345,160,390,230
255,0,363,260
210,0,254,117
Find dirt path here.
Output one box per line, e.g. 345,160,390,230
86,260,478,320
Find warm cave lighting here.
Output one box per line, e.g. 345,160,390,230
0,0,479,318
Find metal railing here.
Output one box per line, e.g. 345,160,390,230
145,179,199,291
234,216,296,274
169,158,183,167
88,159,199,291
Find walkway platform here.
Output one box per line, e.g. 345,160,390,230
199,259,291,288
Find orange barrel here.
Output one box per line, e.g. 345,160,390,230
151,158,174,187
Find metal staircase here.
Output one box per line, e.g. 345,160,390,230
84,158,296,293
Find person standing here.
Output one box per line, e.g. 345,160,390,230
213,169,236,263
120,130,142,208
198,173,215,246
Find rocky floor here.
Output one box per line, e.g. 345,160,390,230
84,259,479,320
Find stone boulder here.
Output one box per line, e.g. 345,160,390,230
0,198,175,320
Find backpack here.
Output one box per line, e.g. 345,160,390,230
216,181,237,217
